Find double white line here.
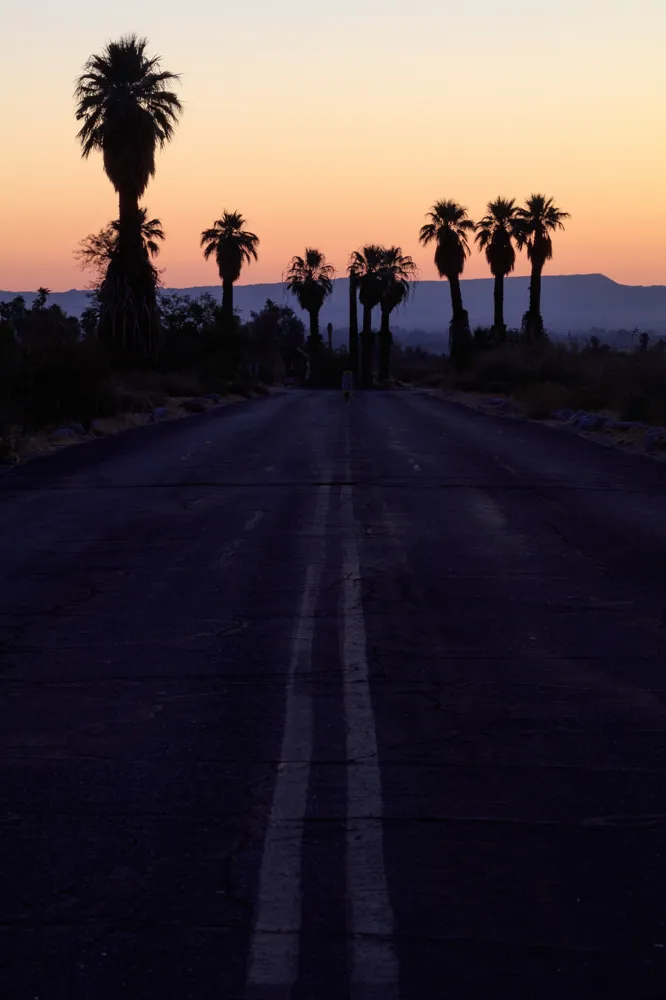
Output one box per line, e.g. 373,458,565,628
247,465,398,998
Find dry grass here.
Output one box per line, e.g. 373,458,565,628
5,389,264,466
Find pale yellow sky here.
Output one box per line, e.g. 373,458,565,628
0,0,664,290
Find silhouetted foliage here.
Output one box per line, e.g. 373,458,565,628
347,262,360,382
475,198,521,337
75,35,182,366
284,248,335,384
377,248,418,382
515,194,569,340
76,211,165,286
350,245,385,388
419,200,475,366
200,211,259,334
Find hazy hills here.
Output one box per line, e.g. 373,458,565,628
2,274,665,342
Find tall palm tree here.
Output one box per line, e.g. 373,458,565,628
75,35,182,364
347,261,360,383
515,194,570,339
200,211,259,334
475,197,521,337
350,245,385,388
284,249,335,384
377,248,418,382
419,200,474,363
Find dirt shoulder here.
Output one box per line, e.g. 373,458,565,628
418,386,666,464
2,386,285,468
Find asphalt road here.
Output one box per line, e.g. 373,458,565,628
2,388,666,999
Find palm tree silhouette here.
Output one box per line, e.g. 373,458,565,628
200,211,259,334
347,261,360,383
515,194,570,339
419,200,474,363
350,245,385,388
377,248,418,382
285,249,335,384
75,35,182,364
475,197,521,338
33,288,51,311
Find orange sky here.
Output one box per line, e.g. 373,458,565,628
1,0,664,291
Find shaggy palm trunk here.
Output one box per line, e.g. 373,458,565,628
349,272,359,384
493,274,505,332
360,302,374,389
378,307,392,382
221,277,234,335
526,263,545,338
307,309,322,385
447,273,471,367
99,189,160,368
449,273,464,317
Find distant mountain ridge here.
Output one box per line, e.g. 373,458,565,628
2,274,665,337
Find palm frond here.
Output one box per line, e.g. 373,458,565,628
74,34,182,194
200,211,259,282
284,248,336,313
419,200,474,278
515,193,569,265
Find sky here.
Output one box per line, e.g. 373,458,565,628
1,0,664,291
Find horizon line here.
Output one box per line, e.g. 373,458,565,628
3,272,666,295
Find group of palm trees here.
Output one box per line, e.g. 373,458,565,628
73,33,569,383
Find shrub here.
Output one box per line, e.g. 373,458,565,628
229,383,253,399
22,339,112,430
520,382,572,420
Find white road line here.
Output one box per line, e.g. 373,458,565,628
340,455,399,998
244,510,264,532
246,481,331,996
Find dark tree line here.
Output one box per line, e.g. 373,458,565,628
66,34,569,387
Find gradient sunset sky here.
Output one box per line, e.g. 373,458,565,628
1,0,664,291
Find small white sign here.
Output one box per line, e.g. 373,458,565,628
342,371,353,392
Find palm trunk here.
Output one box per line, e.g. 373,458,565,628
360,302,374,388
308,309,321,385
447,273,471,366
529,263,544,337
349,272,359,383
100,187,160,367
118,190,140,254
493,274,505,332
221,278,234,334
378,307,392,382
448,273,464,318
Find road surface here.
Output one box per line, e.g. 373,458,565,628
2,389,666,998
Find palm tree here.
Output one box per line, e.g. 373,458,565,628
419,200,474,363
76,210,165,284
377,248,418,382
201,211,259,334
347,261,360,383
475,197,521,338
284,248,335,384
33,288,51,311
75,35,182,364
350,245,385,388
515,194,570,339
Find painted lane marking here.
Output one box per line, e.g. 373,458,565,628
340,451,399,998
246,481,331,995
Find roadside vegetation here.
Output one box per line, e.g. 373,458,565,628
3,31,661,462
